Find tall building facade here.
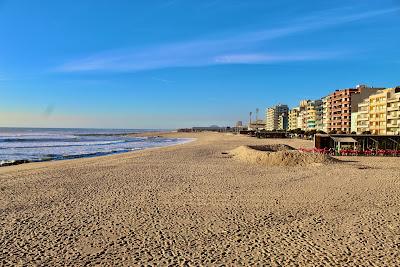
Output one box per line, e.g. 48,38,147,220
265,104,289,131
356,87,400,135
369,89,389,135
386,87,400,135
356,97,370,134
289,100,323,131
322,96,330,133
305,100,323,131
324,85,382,133
297,100,308,131
351,112,358,133
288,107,300,130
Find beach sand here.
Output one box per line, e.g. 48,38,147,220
1,132,400,266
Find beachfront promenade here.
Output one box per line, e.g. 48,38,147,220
1,132,399,266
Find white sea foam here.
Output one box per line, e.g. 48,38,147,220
0,128,193,166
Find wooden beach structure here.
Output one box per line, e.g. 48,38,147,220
315,134,400,151
178,126,231,133
255,131,287,139
238,130,287,139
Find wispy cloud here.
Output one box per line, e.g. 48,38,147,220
151,77,175,84
55,7,399,73
214,52,343,64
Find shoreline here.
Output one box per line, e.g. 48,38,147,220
0,133,194,168
1,132,400,265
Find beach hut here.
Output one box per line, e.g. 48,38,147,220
331,136,358,153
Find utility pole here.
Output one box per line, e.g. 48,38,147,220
249,112,252,130
256,108,259,122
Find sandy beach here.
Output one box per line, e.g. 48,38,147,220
1,132,400,266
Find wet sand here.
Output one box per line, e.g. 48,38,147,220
1,132,400,266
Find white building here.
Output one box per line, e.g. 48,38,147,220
265,104,289,131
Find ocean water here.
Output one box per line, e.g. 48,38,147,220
0,128,192,166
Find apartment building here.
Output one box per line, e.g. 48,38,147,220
356,97,370,134
278,114,288,130
351,112,358,133
288,100,311,131
386,87,400,135
297,111,307,131
325,85,382,133
289,100,323,131
299,100,308,131
288,107,300,130
322,96,330,133
305,100,323,131
369,89,389,135
265,104,289,131
355,87,400,135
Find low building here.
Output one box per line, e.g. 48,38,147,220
315,133,400,151
249,120,266,131
192,126,228,132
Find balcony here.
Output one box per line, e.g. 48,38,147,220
387,123,400,128
369,118,383,122
387,98,400,103
370,109,386,114
357,117,368,121
388,114,399,119
387,130,400,135
387,106,399,111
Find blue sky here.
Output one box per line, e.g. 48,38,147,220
0,0,399,128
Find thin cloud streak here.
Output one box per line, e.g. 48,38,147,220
214,52,344,64
151,77,175,84
55,7,399,73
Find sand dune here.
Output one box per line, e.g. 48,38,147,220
1,132,400,266
230,144,338,166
